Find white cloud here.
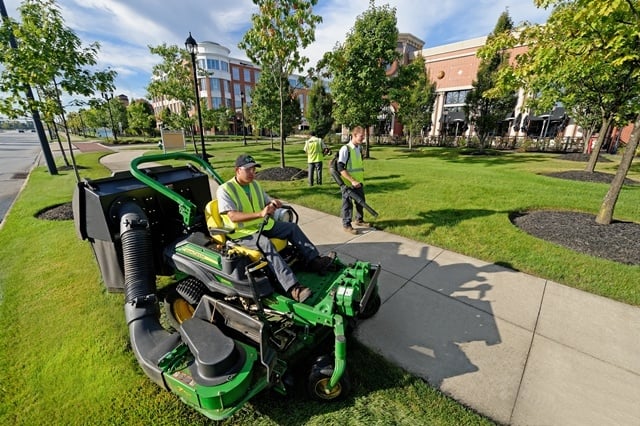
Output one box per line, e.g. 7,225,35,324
3,0,551,101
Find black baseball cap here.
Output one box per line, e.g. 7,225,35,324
235,154,261,168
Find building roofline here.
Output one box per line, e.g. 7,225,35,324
421,36,488,56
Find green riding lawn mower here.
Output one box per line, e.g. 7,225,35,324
72,152,381,421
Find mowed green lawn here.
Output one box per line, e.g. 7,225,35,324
0,139,638,425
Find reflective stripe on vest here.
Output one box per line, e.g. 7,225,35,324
341,144,364,185
220,179,274,238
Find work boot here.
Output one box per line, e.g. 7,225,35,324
354,220,371,227
289,284,312,303
308,251,337,274
343,225,357,235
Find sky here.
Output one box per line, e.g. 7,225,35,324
3,0,552,105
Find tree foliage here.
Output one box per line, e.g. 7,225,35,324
388,54,436,149
325,1,399,156
146,43,194,132
465,10,517,149
250,65,301,149
305,80,333,138
484,0,640,224
127,99,156,137
0,0,112,119
239,0,322,167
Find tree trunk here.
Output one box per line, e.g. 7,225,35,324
582,123,596,154
585,116,612,172
190,125,198,155
279,77,286,168
595,113,640,224
364,126,370,158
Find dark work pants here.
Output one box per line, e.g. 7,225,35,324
308,162,322,185
341,185,365,227
237,221,319,292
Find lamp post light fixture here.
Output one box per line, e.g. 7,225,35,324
240,91,247,146
185,32,208,162
101,91,118,142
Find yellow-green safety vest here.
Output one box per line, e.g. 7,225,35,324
341,144,364,186
305,137,324,163
220,179,275,238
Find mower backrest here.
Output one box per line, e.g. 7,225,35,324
204,199,231,246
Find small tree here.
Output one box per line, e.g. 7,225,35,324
389,54,436,150
239,0,322,167
147,43,197,150
486,0,640,224
127,99,156,137
306,80,333,138
251,66,283,150
465,10,517,150
0,0,115,175
326,1,399,157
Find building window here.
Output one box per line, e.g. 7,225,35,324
221,61,229,72
445,90,470,105
255,71,261,82
232,67,240,80
210,78,220,90
207,59,221,70
233,83,241,96
243,68,251,82
212,97,222,109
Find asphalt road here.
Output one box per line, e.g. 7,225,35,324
0,130,42,224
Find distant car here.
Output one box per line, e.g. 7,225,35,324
30,129,35,132
17,130,24,133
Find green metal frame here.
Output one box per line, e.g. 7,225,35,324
130,152,223,227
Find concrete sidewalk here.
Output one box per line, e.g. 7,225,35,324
102,150,640,426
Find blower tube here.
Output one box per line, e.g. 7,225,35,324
119,202,180,389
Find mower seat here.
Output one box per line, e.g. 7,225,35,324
204,200,288,262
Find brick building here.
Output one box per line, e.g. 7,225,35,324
150,40,310,135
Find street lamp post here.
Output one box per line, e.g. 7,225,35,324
101,91,118,142
185,32,208,162
240,91,247,146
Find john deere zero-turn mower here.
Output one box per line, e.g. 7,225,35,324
72,152,381,420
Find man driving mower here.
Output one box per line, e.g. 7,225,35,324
217,154,336,302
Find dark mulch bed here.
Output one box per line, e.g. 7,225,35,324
256,167,306,181
545,153,638,185
545,170,639,185
557,153,612,163
512,210,640,265
36,202,74,221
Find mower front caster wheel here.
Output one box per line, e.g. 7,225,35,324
307,355,352,401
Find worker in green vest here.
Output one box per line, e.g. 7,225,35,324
303,131,330,186
217,154,335,302
337,126,372,235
